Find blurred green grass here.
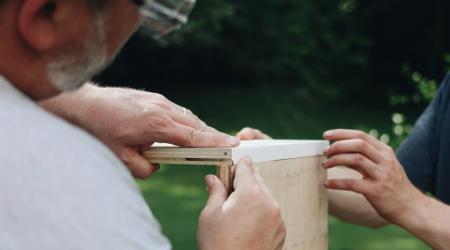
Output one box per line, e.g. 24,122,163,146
138,86,429,250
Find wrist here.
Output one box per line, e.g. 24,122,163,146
40,83,100,126
395,192,450,249
394,188,430,230
67,83,101,126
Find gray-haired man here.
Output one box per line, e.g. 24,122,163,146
0,0,285,249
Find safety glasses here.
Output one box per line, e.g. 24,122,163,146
131,0,196,38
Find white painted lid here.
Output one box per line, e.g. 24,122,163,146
149,140,329,163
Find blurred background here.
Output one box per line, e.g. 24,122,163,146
96,0,450,249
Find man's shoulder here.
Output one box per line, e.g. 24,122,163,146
0,92,171,250
0,88,133,190
0,93,117,165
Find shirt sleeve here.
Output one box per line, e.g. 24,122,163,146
396,74,450,194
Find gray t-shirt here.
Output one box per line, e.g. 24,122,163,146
0,76,171,250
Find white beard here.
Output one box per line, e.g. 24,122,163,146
46,14,110,92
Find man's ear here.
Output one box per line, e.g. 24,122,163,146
18,0,58,52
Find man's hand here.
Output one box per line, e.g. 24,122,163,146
322,129,426,224
236,127,272,140
40,84,240,179
197,157,286,250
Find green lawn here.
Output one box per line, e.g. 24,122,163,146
138,85,429,250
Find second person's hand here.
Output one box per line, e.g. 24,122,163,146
237,127,272,140
323,129,426,225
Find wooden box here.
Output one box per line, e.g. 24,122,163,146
144,140,328,250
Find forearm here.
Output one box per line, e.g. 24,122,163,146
397,194,450,250
39,83,98,126
328,167,388,228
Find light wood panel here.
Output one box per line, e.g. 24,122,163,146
255,157,328,250
143,142,328,250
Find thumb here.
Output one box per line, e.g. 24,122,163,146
120,148,159,179
204,175,227,210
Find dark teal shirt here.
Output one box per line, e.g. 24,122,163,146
397,74,450,204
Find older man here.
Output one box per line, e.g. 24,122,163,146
0,0,285,249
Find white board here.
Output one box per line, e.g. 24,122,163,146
146,140,329,164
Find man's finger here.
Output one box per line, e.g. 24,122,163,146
156,122,240,147
233,157,258,190
325,178,370,194
171,112,219,134
204,175,227,211
324,139,382,164
120,148,159,179
237,127,272,140
323,153,380,179
323,129,385,150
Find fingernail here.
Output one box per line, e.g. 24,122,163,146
323,146,330,154
323,131,334,138
227,136,240,146
322,160,327,168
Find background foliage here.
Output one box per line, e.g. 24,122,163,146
98,0,450,103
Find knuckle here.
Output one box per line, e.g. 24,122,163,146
385,145,395,154
113,124,136,142
248,184,268,202
251,185,265,198
188,128,198,144
329,143,340,152
346,179,357,190
147,114,173,129
240,127,253,134
265,198,282,218
356,131,367,140
378,171,390,181
387,157,396,166
243,185,264,201
185,108,194,116
156,101,171,111
117,149,131,164
325,157,334,167
353,154,366,164
356,139,368,149
373,184,386,195
198,121,208,131
382,152,396,165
